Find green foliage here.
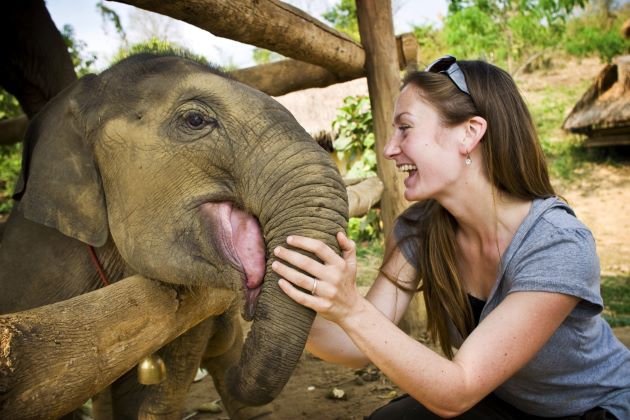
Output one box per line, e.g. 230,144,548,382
443,5,503,62
563,10,630,62
61,25,97,76
331,95,382,242
0,84,24,215
412,23,447,65
0,90,21,120
527,81,596,180
322,0,360,41
443,0,585,71
332,96,376,179
347,209,382,243
96,0,127,44
111,38,209,66
354,236,384,287
602,275,630,327
0,143,22,214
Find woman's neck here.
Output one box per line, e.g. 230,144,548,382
438,178,532,257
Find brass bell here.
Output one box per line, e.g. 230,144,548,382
137,353,167,385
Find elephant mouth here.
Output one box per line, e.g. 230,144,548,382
199,202,265,319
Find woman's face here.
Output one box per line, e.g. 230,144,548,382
384,85,465,202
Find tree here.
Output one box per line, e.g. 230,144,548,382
323,0,360,41
444,0,587,73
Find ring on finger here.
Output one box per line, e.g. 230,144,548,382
311,279,318,295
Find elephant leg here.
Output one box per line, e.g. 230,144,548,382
91,387,113,420
109,318,216,419
201,313,273,420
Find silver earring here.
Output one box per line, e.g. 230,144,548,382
465,151,472,165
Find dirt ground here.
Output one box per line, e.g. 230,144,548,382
181,57,630,419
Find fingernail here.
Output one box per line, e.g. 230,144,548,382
286,236,293,243
271,261,278,269
274,247,280,255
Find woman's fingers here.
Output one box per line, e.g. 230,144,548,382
337,232,357,265
286,235,342,264
278,279,321,310
271,260,317,293
273,245,327,280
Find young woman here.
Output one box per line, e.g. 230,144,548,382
271,56,630,419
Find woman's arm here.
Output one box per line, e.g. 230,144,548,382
337,290,578,417
305,238,418,367
273,233,579,417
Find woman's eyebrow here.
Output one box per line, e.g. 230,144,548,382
394,112,412,124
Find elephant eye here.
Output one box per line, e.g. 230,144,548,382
184,111,208,130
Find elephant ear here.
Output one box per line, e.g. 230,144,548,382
13,74,109,247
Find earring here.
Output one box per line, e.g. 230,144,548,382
465,150,472,166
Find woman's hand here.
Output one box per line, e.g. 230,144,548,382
272,231,363,324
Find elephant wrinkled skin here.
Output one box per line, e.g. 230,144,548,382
0,53,348,418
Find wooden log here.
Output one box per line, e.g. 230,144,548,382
0,115,28,146
356,0,409,237
111,0,365,78
396,32,419,72
346,176,383,218
230,60,353,97
0,275,235,418
229,33,418,97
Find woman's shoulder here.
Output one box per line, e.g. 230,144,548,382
535,197,590,232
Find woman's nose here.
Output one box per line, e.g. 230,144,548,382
383,135,400,160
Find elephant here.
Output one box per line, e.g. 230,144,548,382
0,52,348,418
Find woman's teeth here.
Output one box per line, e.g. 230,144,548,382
398,164,417,173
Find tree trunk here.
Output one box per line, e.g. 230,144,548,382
0,275,235,419
356,0,409,237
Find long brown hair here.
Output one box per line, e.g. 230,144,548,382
390,61,556,358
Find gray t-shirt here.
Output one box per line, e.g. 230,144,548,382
394,197,630,418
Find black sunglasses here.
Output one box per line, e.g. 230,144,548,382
425,55,471,97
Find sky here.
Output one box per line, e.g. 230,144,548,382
46,0,448,70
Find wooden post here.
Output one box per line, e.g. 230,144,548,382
356,0,408,237
0,276,235,418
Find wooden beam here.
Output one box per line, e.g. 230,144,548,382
0,276,235,418
356,0,409,237
230,60,353,97
229,33,418,97
111,0,365,79
346,176,383,218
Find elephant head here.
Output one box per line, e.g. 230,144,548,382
13,53,348,405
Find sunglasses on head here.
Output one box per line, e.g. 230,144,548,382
425,55,471,97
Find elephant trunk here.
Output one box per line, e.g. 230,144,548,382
226,138,348,405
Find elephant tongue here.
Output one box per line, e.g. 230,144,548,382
230,207,265,291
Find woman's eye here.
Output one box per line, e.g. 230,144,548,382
184,111,207,129
399,125,410,132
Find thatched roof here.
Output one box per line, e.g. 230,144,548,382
562,55,630,133
274,78,369,142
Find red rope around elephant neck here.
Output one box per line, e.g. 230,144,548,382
87,245,110,287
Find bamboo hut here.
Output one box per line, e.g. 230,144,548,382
562,20,630,147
